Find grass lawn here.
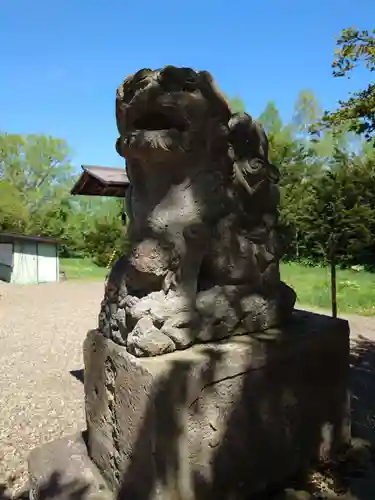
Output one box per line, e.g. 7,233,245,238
60,258,375,316
281,262,375,316
60,258,108,280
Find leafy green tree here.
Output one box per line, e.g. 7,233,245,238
0,131,133,266
258,101,283,135
320,27,375,140
83,198,130,267
298,149,375,266
258,101,300,166
291,89,354,160
257,93,375,267
0,132,74,235
0,180,28,231
293,89,323,137
256,99,317,258
228,95,246,113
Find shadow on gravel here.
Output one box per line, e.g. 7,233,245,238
0,472,90,500
0,484,28,500
351,335,375,443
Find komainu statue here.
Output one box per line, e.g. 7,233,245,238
98,66,296,356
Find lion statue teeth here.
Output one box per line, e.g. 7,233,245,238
98,66,296,357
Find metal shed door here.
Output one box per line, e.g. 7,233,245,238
0,243,13,282
37,243,58,282
12,242,38,284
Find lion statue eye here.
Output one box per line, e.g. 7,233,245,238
180,68,198,82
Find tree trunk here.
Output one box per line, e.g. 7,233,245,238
329,235,337,318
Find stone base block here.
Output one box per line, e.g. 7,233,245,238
83,310,351,500
28,432,112,500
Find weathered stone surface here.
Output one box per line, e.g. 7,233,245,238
84,310,350,500
161,312,197,348
127,316,176,356
98,66,297,356
127,290,191,327
28,432,112,500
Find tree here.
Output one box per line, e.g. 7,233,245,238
297,149,375,266
257,101,300,167
0,132,74,235
320,27,375,140
0,180,28,231
228,95,246,113
293,90,323,137
83,198,130,267
258,101,283,136
292,89,355,160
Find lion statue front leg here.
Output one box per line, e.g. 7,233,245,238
99,223,214,356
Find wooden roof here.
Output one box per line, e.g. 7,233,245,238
70,165,130,197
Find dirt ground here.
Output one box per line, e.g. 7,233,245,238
0,280,375,498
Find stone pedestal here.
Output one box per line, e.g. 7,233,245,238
29,310,350,500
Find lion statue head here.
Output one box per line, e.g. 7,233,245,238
115,66,233,162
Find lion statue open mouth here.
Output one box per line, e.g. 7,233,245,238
115,66,231,159
99,66,296,357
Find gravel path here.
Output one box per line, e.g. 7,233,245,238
0,281,104,495
0,281,375,497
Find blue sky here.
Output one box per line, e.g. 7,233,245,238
0,0,373,171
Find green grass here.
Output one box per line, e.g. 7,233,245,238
60,258,375,316
281,261,375,316
60,258,108,280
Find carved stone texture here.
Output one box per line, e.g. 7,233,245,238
98,66,296,356
84,312,351,499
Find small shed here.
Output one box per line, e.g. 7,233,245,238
71,165,129,197
0,233,60,284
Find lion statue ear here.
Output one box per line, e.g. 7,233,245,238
228,112,280,184
197,71,232,119
228,112,268,161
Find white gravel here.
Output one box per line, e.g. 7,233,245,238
0,280,375,497
0,281,104,495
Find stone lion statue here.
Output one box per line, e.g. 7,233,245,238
98,66,296,356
